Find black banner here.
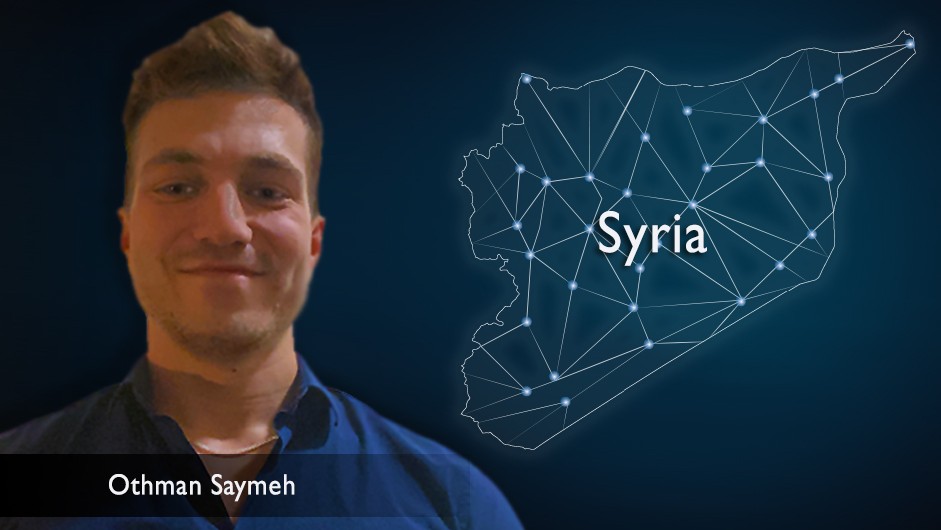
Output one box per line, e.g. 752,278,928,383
0,454,472,519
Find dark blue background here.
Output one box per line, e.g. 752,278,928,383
1,1,937,527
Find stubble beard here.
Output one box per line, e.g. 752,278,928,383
157,309,286,363
130,255,313,363
140,282,304,363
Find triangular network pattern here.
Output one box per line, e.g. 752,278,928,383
459,32,914,449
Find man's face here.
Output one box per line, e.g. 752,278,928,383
119,91,324,356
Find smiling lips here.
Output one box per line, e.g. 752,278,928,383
178,264,263,277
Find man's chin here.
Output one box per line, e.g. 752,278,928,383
160,313,283,359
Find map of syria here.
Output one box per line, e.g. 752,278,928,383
459,32,915,450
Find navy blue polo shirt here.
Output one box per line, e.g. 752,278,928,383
0,355,523,529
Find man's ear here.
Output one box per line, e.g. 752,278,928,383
310,215,325,264
118,206,130,256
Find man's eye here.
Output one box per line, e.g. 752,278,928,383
157,183,196,196
251,187,288,201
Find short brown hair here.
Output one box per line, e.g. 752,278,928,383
122,11,323,214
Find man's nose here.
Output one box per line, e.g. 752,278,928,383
191,182,252,246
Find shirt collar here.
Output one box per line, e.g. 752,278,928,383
281,353,341,426
121,353,341,439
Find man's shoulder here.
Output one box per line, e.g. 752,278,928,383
321,387,524,528
0,383,127,454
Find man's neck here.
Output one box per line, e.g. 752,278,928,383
145,321,298,445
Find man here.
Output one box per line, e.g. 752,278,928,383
0,11,523,529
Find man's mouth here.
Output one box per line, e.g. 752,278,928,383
178,264,263,277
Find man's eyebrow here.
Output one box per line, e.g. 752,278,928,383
243,153,304,178
142,148,204,168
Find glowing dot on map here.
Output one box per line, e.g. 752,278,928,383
585,224,594,234
629,303,638,313
824,172,833,182
521,386,532,397
775,260,785,271
641,132,650,142
522,74,532,84
542,176,551,187
512,220,522,231
522,316,532,327
525,250,535,260
683,106,693,116
756,157,766,167
807,229,817,240
689,200,698,210
560,397,571,407
905,38,915,49
515,163,525,174
568,280,578,291
622,187,632,198
644,339,654,349
635,263,645,274
759,115,768,124
810,88,820,99
702,163,712,173
549,371,559,381
737,297,747,307
584,172,595,182
835,73,844,84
